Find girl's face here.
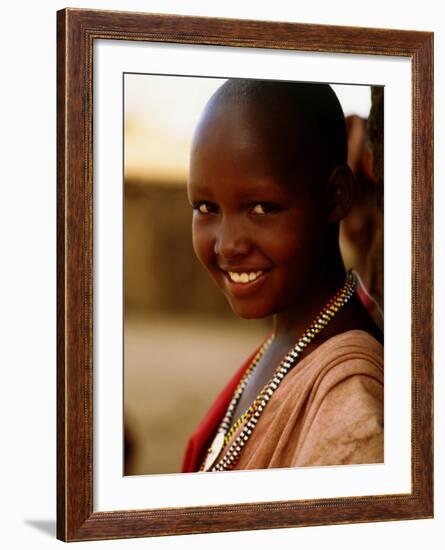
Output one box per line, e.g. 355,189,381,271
187,102,329,319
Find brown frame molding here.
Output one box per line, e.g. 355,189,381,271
57,8,433,542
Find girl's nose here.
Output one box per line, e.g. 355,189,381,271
213,217,251,258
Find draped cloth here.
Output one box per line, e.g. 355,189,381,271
182,330,383,473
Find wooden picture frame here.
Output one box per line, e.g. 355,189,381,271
57,8,433,542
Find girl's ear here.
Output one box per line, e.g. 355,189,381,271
326,163,355,223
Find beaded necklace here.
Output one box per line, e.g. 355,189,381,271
201,270,356,472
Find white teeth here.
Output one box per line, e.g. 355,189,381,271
228,271,263,283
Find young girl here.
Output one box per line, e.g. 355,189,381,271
182,79,383,473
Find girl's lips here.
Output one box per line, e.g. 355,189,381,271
220,268,270,297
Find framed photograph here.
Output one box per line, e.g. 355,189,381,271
57,8,433,542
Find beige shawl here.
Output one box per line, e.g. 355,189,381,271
227,330,383,470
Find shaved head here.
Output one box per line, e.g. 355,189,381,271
193,78,348,187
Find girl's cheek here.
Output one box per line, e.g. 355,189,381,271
192,231,214,265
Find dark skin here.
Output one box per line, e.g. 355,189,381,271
188,96,382,423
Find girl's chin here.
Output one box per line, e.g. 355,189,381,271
226,299,272,320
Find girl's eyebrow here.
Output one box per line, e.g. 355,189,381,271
237,180,290,198
187,184,215,197
188,179,291,202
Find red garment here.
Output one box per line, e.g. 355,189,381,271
357,285,373,311
181,344,263,473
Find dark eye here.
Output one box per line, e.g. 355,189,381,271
250,203,280,215
192,201,218,214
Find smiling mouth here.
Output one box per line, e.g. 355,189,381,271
226,270,264,284
219,269,271,296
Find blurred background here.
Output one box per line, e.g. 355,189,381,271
123,75,384,475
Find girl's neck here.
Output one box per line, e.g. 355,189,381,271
272,249,347,346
